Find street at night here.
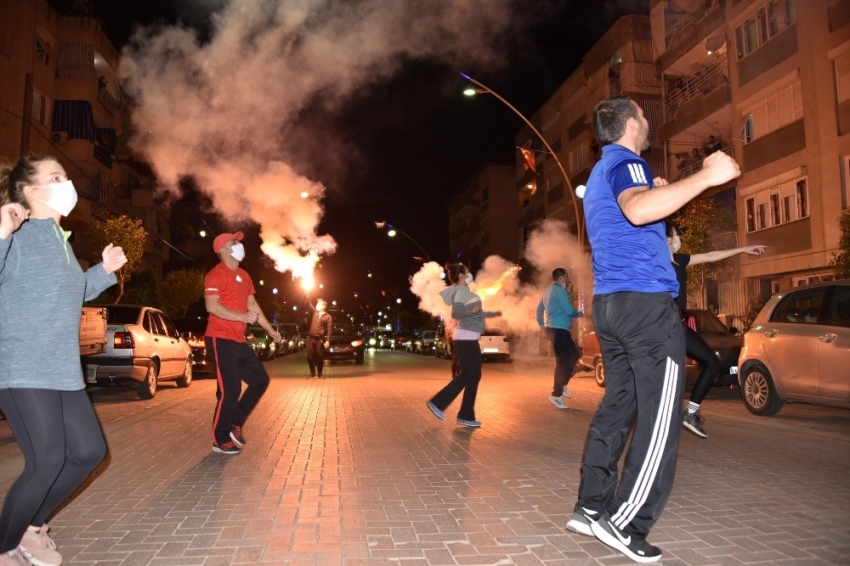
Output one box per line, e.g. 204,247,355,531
1,351,847,565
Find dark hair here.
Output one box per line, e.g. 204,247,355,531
665,219,680,238
552,268,567,281
592,97,639,145
0,155,58,208
444,262,468,285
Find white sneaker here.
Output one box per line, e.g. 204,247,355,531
548,395,568,409
563,388,572,399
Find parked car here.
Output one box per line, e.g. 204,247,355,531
737,280,850,416
172,316,214,376
480,328,511,362
246,324,277,360
416,330,437,354
376,330,395,349
82,305,193,399
324,322,365,364
434,325,451,359
394,332,411,351
405,331,421,353
581,309,742,388
278,323,302,354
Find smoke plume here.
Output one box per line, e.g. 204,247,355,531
120,0,525,279
410,219,593,337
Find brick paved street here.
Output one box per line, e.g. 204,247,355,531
1,350,849,565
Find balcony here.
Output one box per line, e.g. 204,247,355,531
660,60,730,139
664,0,721,49
672,146,734,181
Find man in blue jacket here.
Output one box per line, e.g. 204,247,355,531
537,267,583,409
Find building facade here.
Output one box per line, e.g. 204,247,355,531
448,163,518,270
651,0,850,318
0,0,169,273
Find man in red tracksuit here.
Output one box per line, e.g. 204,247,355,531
204,231,280,455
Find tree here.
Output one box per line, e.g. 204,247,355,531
160,269,205,317
672,197,736,305
830,209,850,279
90,215,148,304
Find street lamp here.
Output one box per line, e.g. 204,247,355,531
374,221,431,261
461,72,584,246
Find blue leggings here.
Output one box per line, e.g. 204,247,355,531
0,388,106,553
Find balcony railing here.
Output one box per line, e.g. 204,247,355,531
665,0,721,48
673,146,734,181
665,56,729,120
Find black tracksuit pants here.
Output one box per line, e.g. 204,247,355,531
206,337,270,446
430,340,482,421
575,292,686,540
546,328,580,397
685,325,721,405
306,337,326,376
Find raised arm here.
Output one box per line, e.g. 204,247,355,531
618,152,741,225
689,245,766,266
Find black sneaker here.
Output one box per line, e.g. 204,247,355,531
590,513,662,563
212,440,241,455
683,410,707,438
566,507,598,537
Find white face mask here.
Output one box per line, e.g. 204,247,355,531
464,273,473,285
37,180,78,216
230,242,245,262
670,235,682,253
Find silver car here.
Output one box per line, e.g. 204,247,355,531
737,280,850,415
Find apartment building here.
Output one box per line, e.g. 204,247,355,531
513,15,663,256
448,163,517,269
0,0,169,272
651,0,850,315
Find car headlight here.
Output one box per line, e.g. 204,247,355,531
368,338,376,345
351,339,364,347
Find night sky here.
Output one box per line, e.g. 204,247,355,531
70,0,650,318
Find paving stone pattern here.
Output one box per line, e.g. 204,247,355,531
1,354,848,565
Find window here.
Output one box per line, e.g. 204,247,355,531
834,51,850,105
745,176,809,232
792,273,835,287
735,0,795,60
568,142,590,174
35,37,49,66
740,81,803,144
842,155,850,209
827,285,850,328
31,90,47,126
769,286,827,324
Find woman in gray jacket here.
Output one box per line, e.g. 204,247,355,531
427,263,500,427
0,156,126,566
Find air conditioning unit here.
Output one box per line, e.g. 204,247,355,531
51,131,68,144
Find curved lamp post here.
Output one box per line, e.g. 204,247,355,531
374,221,431,261
461,73,584,246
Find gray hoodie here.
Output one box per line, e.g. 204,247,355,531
0,218,116,390
439,284,499,335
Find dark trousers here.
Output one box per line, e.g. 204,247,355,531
0,388,106,553
685,325,721,405
430,340,482,421
575,292,686,540
206,337,270,446
546,328,580,397
306,337,326,376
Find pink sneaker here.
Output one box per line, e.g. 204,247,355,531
19,525,62,566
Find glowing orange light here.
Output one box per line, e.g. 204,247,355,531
476,265,521,297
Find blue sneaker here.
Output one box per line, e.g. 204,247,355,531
457,418,481,427
426,401,446,421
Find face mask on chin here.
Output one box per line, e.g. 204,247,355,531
230,243,245,262
36,180,78,217
464,273,473,285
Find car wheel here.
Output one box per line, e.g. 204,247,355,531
176,360,192,388
741,363,785,416
594,357,606,388
137,363,159,399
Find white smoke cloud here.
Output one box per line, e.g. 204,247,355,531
120,0,522,279
409,219,593,339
